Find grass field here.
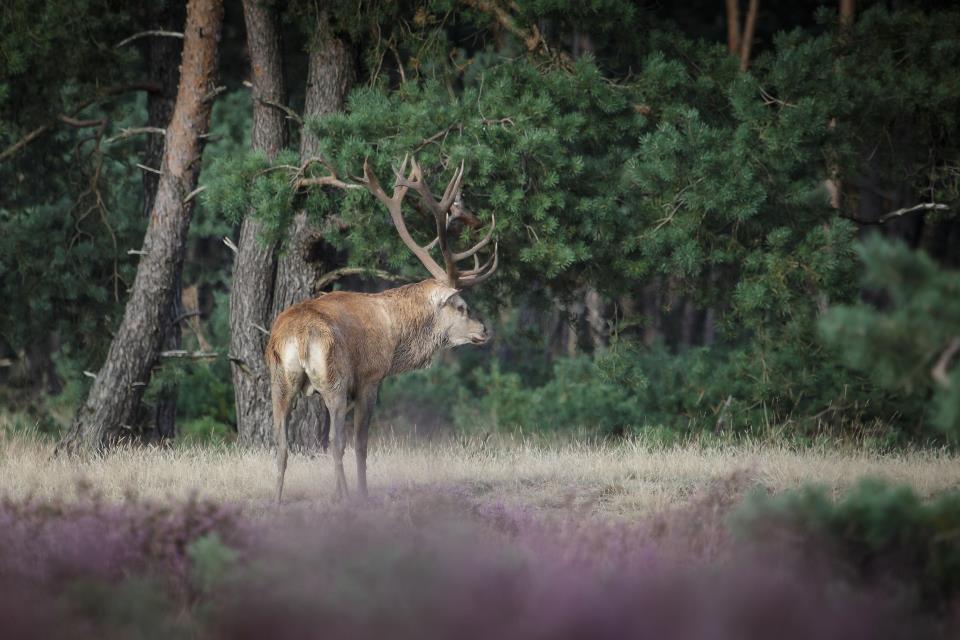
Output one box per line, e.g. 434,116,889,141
4,431,960,638
3,432,958,517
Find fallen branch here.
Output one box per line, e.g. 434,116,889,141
932,336,960,388
115,30,184,49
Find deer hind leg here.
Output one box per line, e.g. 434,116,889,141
353,384,379,499
321,391,349,502
272,365,302,505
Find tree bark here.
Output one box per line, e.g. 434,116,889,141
57,0,224,454
739,0,759,71
271,10,353,452
140,0,186,441
229,0,288,447
725,0,741,54
839,0,855,29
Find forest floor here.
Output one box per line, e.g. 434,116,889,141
2,432,958,518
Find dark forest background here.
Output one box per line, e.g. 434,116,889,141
1,0,958,449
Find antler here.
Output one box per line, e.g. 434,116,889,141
299,154,497,288
390,156,498,288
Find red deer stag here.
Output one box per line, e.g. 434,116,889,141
266,156,498,502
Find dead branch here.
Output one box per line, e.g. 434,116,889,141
291,156,360,191
136,163,162,175
170,310,201,325
223,236,239,254
932,337,960,388
841,202,950,225
159,350,218,360
182,185,206,204
115,30,184,49
228,355,252,376
413,124,457,153
113,29,183,49
0,83,161,163
241,80,303,125
480,117,515,127
314,267,410,293
0,124,50,163
105,127,165,144
201,85,227,103
879,202,949,223
58,115,105,128
464,0,546,53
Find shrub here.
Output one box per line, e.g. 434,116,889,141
731,479,960,614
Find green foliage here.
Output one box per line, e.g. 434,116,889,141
820,237,960,438
4,0,960,443
187,533,239,594
63,577,189,640
464,356,646,434
732,479,960,613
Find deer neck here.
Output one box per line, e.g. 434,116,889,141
384,284,448,375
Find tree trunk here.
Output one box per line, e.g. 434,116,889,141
229,0,288,447
839,0,855,29
271,10,353,452
140,0,186,442
57,0,224,454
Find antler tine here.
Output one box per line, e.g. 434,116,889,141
457,242,499,287
458,241,497,277
452,214,495,262
391,154,412,195
439,159,466,211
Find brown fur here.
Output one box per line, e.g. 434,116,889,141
266,278,489,502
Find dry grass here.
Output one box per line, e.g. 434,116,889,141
2,431,959,518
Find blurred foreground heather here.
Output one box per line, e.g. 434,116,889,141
2,477,958,639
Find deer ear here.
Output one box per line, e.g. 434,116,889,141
438,288,461,307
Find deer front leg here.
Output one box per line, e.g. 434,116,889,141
354,384,379,499
326,394,349,502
